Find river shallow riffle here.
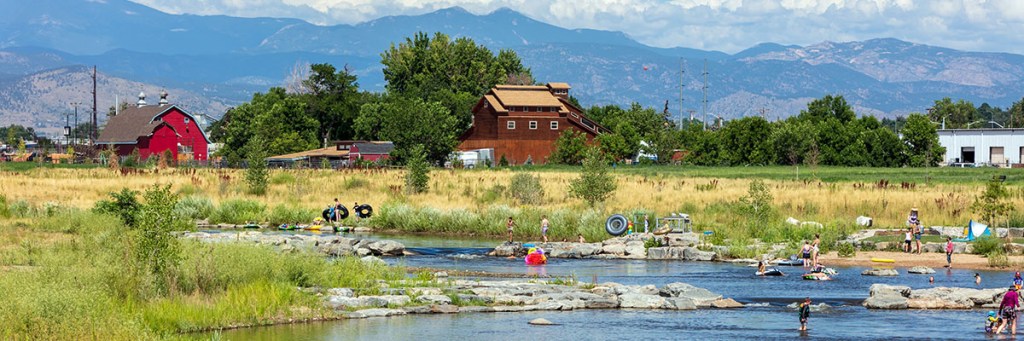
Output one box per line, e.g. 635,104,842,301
207,232,1017,340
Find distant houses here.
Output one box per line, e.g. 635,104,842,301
265,140,394,168
457,82,605,165
96,91,210,161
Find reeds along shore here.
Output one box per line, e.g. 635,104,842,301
1,166,1022,241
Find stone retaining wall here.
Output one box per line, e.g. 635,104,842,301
488,234,719,261
180,231,407,256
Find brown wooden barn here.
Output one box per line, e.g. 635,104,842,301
457,83,605,164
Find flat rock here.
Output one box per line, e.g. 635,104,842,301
361,255,386,265
863,294,909,309
348,308,406,318
660,282,722,306
529,318,557,326
711,298,744,308
907,266,935,274
663,297,697,310
618,293,666,309
430,304,459,314
602,243,626,255
624,241,647,257
327,288,354,297
490,241,525,257
682,247,717,261
862,268,899,276
869,284,911,297
416,295,452,305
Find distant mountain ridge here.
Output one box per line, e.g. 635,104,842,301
1,0,1022,131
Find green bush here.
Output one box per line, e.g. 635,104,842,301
93,188,141,227
210,199,266,224
988,250,1010,268
972,236,1003,255
404,144,430,194
267,203,317,225
343,177,369,190
269,172,296,185
508,173,544,205
175,196,214,221
569,147,616,205
836,242,856,258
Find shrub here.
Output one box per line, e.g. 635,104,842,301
245,138,269,196
972,236,1003,255
404,144,429,194
267,203,316,225
836,242,856,258
569,147,616,205
94,188,141,227
270,172,296,185
509,173,544,205
210,199,266,224
343,177,369,190
175,196,214,221
988,250,1010,268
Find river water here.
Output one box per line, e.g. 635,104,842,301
213,232,1020,340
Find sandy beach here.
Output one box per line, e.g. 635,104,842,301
818,250,1024,271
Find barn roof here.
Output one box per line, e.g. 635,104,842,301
353,142,394,155
491,87,565,108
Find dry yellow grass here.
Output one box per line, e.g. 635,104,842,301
0,167,1019,228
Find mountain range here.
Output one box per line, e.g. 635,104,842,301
2,0,1023,136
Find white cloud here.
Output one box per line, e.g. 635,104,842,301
132,0,1024,54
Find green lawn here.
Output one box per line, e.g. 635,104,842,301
0,161,102,172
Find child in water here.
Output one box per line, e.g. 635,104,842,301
987,311,1001,333
1014,272,1023,290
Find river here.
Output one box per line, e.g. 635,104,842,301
212,232,1018,340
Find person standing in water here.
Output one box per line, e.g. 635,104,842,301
506,217,518,243
945,237,955,268
801,241,812,268
799,297,811,331
811,234,821,266
540,215,549,243
996,286,1021,335
1015,272,1023,291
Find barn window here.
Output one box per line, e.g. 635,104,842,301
184,117,190,125
550,121,559,130
507,121,515,130
529,121,538,130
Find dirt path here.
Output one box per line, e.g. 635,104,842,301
818,251,1024,270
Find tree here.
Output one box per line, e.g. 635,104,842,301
901,113,945,167
799,95,856,124
381,32,531,130
930,97,978,129
216,88,320,163
354,95,460,165
1009,97,1024,128
596,132,633,162
719,116,773,165
404,144,430,194
863,127,906,167
245,137,269,196
972,180,1013,226
740,179,773,224
302,63,361,143
569,147,617,205
134,185,187,294
509,173,544,205
549,129,589,165
769,119,815,166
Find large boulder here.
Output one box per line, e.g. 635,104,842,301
647,247,686,260
366,240,405,256
1010,228,1024,238
416,295,453,305
618,293,666,309
602,243,626,255
347,308,406,319
624,241,647,258
907,266,935,274
869,284,911,297
529,318,556,325
863,294,909,309
660,283,722,306
682,247,717,261
584,297,619,309
862,268,899,276
490,242,525,257
662,297,697,310
711,298,744,308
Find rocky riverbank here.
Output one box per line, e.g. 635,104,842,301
180,231,408,256
322,279,743,319
488,234,720,261
863,284,1008,309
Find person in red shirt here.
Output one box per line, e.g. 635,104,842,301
996,286,1021,335
945,237,954,268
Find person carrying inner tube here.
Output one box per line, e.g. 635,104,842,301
333,198,343,223
353,202,360,220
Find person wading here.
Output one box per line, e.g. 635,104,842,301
799,297,811,331
996,286,1021,335
909,208,923,254
945,237,954,268
506,217,518,243
540,216,550,243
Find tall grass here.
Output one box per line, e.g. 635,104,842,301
0,210,407,340
368,202,607,242
210,199,266,224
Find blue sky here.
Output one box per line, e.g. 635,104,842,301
135,0,1024,54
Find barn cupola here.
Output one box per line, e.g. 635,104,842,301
159,90,169,106
546,82,571,100
137,91,147,107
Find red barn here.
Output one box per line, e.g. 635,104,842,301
458,82,605,164
97,91,210,161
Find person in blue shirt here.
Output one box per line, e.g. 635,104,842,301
1014,272,1023,291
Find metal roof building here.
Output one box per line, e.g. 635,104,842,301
938,129,1024,166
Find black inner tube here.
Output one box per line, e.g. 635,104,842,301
605,214,628,236
355,204,373,218
323,206,349,221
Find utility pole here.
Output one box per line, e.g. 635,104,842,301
69,102,80,145
759,107,770,120
91,66,97,145
701,59,708,131
688,109,696,124
678,58,684,130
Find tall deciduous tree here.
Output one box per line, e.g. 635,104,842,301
549,129,589,165
929,97,978,129
216,88,320,164
901,113,945,167
799,95,856,124
570,147,617,206
303,63,361,144
719,116,773,166
354,96,460,165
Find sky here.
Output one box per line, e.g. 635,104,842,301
133,0,1024,54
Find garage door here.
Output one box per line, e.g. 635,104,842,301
991,146,1005,166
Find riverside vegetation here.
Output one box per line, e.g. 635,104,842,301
2,162,1022,252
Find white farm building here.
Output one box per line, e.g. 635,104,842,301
938,129,1024,167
